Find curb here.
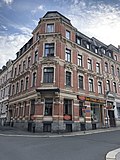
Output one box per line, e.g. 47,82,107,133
0,127,120,138
106,148,120,160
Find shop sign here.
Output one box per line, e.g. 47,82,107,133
77,95,105,103
63,115,72,120
77,95,86,102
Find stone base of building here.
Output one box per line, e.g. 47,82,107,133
11,120,105,133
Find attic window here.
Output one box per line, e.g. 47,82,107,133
47,24,54,33
86,43,90,49
114,55,117,61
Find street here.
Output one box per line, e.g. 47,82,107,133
0,130,120,160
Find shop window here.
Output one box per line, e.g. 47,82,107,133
64,99,72,115
79,102,84,117
30,99,35,115
44,98,53,116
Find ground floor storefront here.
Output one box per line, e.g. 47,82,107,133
7,89,117,133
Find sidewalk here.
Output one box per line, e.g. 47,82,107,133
0,125,120,138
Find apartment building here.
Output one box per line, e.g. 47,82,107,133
1,11,120,132
0,60,13,126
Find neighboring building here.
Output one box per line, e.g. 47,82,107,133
0,60,13,126
1,11,120,132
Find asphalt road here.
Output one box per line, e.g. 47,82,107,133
0,130,120,160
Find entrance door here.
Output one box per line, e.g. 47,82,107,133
108,110,116,127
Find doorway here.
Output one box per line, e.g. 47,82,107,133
108,110,116,127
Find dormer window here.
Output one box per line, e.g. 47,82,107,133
86,43,90,49
95,48,98,53
66,30,70,40
47,23,54,33
76,37,81,45
114,55,117,61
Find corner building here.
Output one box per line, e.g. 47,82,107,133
8,11,120,132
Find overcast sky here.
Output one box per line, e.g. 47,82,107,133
0,0,120,68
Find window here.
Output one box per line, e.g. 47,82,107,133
64,99,72,115
44,98,53,116
12,85,15,95
76,37,81,45
96,62,100,73
18,64,21,73
114,55,117,61
105,62,108,72
30,99,35,115
86,43,90,49
66,30,70,39
106,80,110,91
117,68,120,77
34,50,38,62
28,56,31,68
23,61,26,71
16,82,19,94
45,43,54,57
113,82,117,93
36,32,39,41
79,75,83,89
20,80,24,92
78,54,82,67
25,77,29,90
32,72,37,87
14,68,17,77
89,78,93,92
98,81,102,94
87,59,92,70
95,48,98,53
47,24,54,33
79,102,84,117
111,65,114,75
65,49,71,62
66,71,71,87
43,67,54,83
